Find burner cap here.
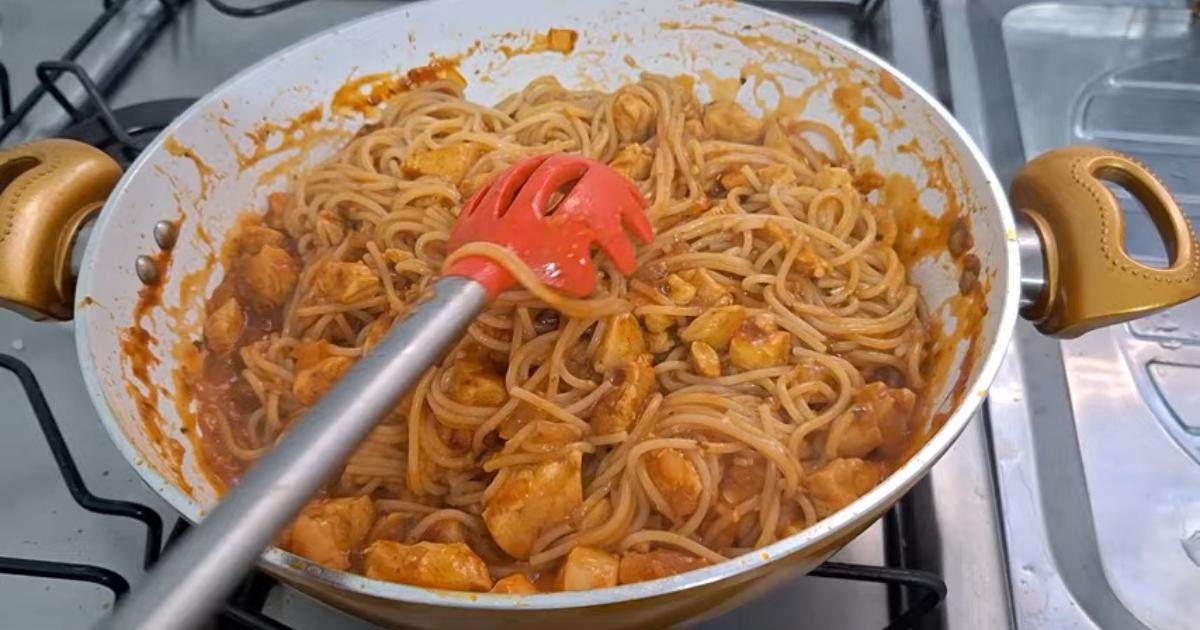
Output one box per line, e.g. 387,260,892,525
60,98,196,167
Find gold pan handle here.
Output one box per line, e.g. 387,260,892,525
1011,145,1200,338
0,139,121,320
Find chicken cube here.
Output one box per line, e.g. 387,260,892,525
556,546,619,591
610,143,654,181
834,408,883,459
718,458,766,507
444,347,507,407
239,244,299,310
361,315,395,351
813,165,853,190
490,573,539,594
804,458,882,518
230,224,287,258
264,192,290,230
645,448,703,522
613,91,655,143
204,297,245,354
420,519,467,544
662,274,697,305
365,512,410,545
483,451,583,559
646,330,675,355
592,313,647,373
678,269,732,306
729,314,791,371
838,382,917,458
642,312,675,334
688,341,721,378
363,541,492,592
618,549,709,584
591,355,657,435
288,496,375,571
316,261,380,304
401,143,485,185
680,305,747,350
702,100,764,144
293,355,355,405
293,339,334,371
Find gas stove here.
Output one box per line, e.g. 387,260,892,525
23,0,1189,628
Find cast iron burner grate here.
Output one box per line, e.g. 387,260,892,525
0,0,948,627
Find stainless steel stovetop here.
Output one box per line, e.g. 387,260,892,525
0,0,1193,629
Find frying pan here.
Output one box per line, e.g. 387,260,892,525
1,1,1197,628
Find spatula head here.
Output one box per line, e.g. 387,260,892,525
445,153,653,299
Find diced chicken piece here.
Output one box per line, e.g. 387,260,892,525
204,297,245,354
618,549,709,584
293,356,354,405
592,313,647,373
364,541,492,592
521,420,578,452
361,315,395,351
610,143,654,181
490,573,539,594
288,496,375,571
613,91,655,143
646,330,675,355
556,546,619,591
680,305,747,351
316,261,380,304
678,269,732,306
591,355,657,435
719,164,794,191
703,100,764,144
546,27,578,53
804,458,882,518
421,518,467,544
231,224,287,258
444,346,507,407
645,448,703,522
401,143,485,185
834,408,883,459
813,166,853,190
642,312,674,334
264,192,290,230
239,244,299,310
688,341,721,378
315,210,346,246
719,458,766,507
729,314,791,371
662,273,697,305
837,382,917,458
293,339,333,371
366,512,410,544
762,219,795,246
483,451,583,559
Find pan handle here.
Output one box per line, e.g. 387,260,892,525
0,139,121,320
1010,145,1200,338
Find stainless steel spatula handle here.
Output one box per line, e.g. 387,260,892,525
98,276,488,630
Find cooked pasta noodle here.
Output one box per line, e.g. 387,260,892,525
192,73,929,592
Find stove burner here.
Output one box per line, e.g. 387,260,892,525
60,98,195,166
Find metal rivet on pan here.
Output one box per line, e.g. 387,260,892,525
153,220,178,250
135,255,160,285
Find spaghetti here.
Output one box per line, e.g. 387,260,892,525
192,74,929,592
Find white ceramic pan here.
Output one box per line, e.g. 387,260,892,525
0,1,1196,628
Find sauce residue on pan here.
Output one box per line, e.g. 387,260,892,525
119,226,194,496
497,27,578,58
163,135,217,201
331,59,466,117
